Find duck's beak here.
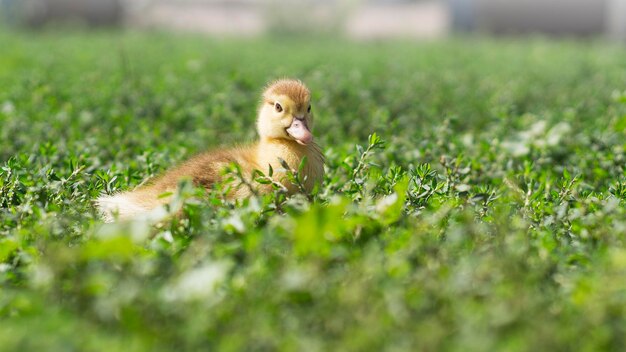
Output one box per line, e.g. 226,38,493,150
286,117,313,145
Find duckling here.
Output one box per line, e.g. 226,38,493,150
96,79,324,222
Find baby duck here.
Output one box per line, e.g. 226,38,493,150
97,79,324,222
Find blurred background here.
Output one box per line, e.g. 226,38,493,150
1,0,625,41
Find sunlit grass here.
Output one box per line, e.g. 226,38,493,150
1,29,626,350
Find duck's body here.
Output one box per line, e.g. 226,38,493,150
96,79,324,222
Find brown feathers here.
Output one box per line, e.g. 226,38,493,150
96,79,324,222
263,79,311,108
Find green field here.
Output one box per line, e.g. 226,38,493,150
1,29,626,351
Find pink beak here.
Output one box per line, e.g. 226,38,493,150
286,118,313,145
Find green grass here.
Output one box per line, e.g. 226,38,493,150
1,28,626,351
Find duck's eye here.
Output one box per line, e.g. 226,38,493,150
275,102,283,113
307,105,311,113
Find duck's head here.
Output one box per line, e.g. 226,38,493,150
257,79,314,146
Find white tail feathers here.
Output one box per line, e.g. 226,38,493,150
95,192,168,223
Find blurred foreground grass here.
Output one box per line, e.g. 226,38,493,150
1,29,626,351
